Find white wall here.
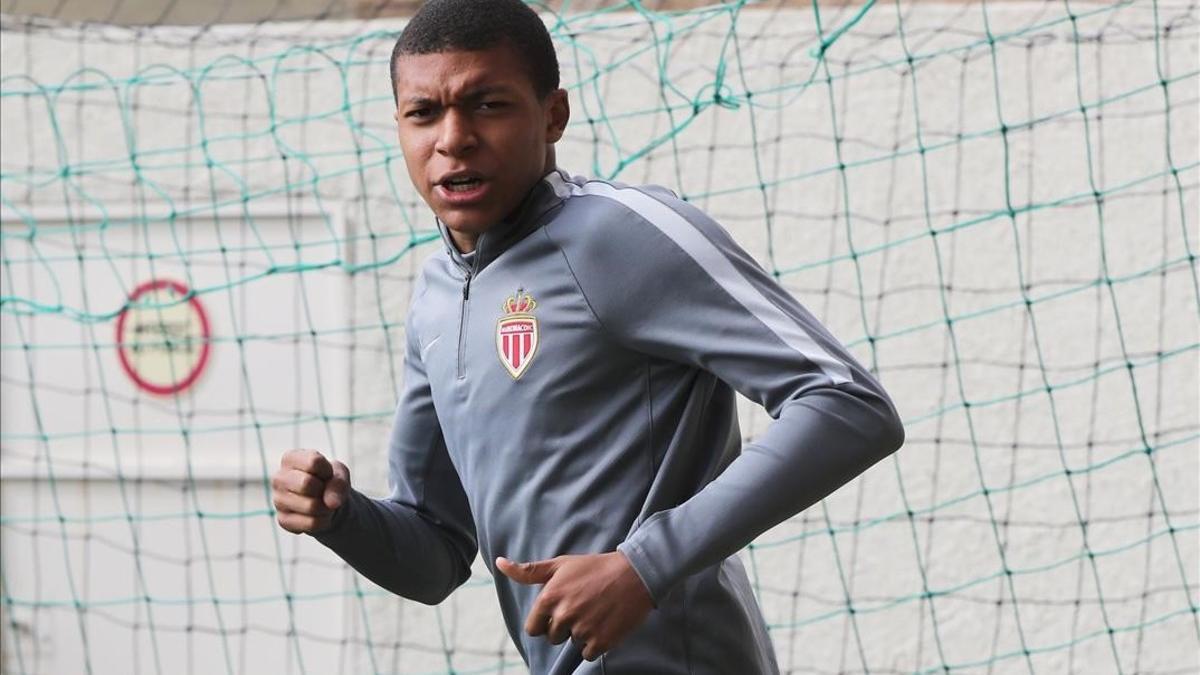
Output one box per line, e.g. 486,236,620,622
1,2,1197,673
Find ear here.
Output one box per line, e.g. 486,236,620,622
543,88,570,144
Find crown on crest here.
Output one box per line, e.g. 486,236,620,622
502,290,537,315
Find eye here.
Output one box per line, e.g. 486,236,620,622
405,107,434,120
478,100,507,111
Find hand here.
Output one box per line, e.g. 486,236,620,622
272,449,351,534
496,551,654,662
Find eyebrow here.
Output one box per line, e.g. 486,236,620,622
402,85,516,107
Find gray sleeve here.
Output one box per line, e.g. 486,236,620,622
311,275,477,605
555,187,905,604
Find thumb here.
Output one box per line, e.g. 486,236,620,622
496,556,557,585
324,460,351,511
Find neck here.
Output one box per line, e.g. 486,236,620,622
449,229,479,254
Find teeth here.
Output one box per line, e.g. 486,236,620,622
444,178,481,192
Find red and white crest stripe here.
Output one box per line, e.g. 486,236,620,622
497,315,538,379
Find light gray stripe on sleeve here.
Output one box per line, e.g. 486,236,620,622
548,173,853,385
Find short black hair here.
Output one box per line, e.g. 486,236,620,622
390,0,560,101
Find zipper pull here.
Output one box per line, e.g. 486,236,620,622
462,275,471,301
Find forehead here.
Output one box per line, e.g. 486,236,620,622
393,45,535,99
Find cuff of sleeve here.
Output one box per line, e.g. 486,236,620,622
616,540,662,607
616,515,678,606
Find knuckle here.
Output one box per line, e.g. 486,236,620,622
277,513,300,533
296,473,317,494
297,449,318,469
289,497,312,515
307,498,328,516
293,511,315,528
524,613,545,636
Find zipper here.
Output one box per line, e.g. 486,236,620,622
455,237,481,380
456,270,472,379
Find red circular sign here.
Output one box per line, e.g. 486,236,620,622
115,279,212,396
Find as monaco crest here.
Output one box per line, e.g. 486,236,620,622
497,290,539,379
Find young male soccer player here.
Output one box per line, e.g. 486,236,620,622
271,1,905,672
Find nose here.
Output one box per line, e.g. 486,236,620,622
435,108,477,157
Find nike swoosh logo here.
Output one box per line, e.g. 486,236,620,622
420,336,441,359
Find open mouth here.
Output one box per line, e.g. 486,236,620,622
442,176,484,193
435,173,490,205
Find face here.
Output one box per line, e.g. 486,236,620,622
392,45,569,250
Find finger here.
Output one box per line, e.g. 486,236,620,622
496,557,557,585
271,470,310,502
276,510,330,534
547,615,571,645
520,576,562,636
581,641,602,662
571,627,591,649
278,449,302,469
306,451,334,480
274,490,330,517
283,468,325,498
331,459,351,485
324,460,351,510
288,449,333,480
280,448,315,471
524,611,552,637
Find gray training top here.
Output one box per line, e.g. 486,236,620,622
314,169,905,674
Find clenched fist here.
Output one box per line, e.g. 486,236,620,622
272,449,351,534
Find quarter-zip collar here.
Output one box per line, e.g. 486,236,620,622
436,168,569,278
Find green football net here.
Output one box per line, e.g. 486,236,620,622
1,0,1197,673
